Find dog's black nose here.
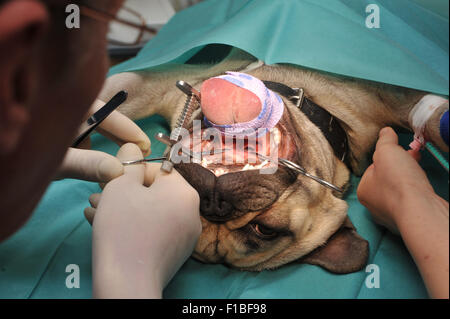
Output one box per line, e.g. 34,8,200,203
174,163,235,223
174,162,293,223
200,191,234,223
174,163,239,223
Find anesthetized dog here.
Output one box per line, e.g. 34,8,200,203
98,48,448,273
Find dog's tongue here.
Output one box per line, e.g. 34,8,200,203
200,78,262,125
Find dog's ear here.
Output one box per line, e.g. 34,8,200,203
298,217,369,274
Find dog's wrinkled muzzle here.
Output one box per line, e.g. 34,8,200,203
174,162,295,223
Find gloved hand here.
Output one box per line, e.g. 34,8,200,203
87,143,201,298
54,99,151,183
357,127,434,234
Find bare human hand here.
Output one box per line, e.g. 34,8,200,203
357,127,449,298
357,127,434,233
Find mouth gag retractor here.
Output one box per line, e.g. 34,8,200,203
252,151,344,193
160,81,202,173
122,132,229,166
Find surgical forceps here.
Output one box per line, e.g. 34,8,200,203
72,91,128,147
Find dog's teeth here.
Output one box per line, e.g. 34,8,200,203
203,141,212,151
272,127,281,145
242,164,251,171
255,160,269,169
201,158,209,168
214,168,227,176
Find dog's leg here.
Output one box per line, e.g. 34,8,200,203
373,84,449,153
98,48,257,126
98,71,166,120
410,96,448,152
98,66,203,124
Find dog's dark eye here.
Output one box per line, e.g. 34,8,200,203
250,223,278,239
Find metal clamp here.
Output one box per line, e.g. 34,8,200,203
160,80,201,173
289,88,304,108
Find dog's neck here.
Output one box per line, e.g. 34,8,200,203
263,80,350,168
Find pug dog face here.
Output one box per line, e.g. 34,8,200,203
104,48,431,273
175,96,369,273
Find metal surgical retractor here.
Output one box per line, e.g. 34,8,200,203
122,132,228,166
122,81,202,170
252,152,344,193
160,81,202,173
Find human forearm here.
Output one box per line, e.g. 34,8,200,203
394,191,449,299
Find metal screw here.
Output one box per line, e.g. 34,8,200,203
160,160,174,173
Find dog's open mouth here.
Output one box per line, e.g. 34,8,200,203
178,114,299,177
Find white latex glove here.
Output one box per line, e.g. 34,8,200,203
54,99,151,183
88,143,201,299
